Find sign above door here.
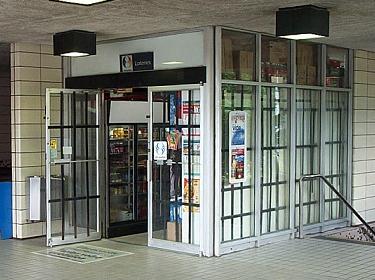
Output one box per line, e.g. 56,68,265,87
120,52,154,72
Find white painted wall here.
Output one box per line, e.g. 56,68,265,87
71,31,204,77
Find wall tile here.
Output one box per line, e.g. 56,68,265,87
353,122,366,135
367,185,375,197
353,199,366,212
14,166,42,182
354,148,367,161
367,172,375,186
14,52,41,68
368,109,375,122
354,71,368,84
368,98,375,110
14,67,40,82
13,124,41,138
369,72,375,85
354,110,367,123
354,97,367,110
353,135,367,148
41,45,53,55
353,173,367,186
355,50,368,59
367,160,375,173
41,54,61,69
14,96,42,110
367,123,375,135
353,186,366,200
12,110,43,125
14,43,40,53
41,68,62,83
369,59,375,72
14,81,41,96
355,57,367,71
367,147,375,160
368,85,375,98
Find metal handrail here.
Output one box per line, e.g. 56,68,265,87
298,174,375,241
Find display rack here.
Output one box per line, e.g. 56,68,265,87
108,124,149,237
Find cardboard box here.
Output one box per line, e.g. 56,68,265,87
297,64,307,84
307,65,317,85
269,41,288,64
234,50,254,80
167,221,182,242
297,44,315,65
222,37,234,75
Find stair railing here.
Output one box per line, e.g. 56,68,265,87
298,174,375,240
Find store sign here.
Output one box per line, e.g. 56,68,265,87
154,141,167,161
120,52,154,72
229,111,247,184
50,139,58,161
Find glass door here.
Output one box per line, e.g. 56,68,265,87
108,125,135,225
45,89,101,247
148,85,202,254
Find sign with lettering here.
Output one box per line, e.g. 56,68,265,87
120,52,154,72
153,141,167,161
229,111,247,184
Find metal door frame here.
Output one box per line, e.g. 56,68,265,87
46,88,101,247
147,84,203,255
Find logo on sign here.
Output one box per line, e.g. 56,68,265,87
120,52,154,72
154,141,167,161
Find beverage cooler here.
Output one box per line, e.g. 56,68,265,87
107,124,148,237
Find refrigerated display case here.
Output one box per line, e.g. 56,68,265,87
107,124,149,237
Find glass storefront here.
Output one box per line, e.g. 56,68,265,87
66,26,352,256
218,27,352,252
261,87,290,234
221,84,255,242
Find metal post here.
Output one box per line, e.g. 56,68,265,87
299,179,304,238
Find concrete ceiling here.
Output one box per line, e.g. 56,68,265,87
0,0,375,51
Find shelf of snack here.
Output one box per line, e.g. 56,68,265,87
136,125,148,221
108,125,134,224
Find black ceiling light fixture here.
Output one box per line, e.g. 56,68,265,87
276,4,329,40
53,30,96,57
50,0,111,6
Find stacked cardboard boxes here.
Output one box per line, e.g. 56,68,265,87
297,43,317,85
222,37,235,79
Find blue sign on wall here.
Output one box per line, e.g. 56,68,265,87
120,52,154,72
0,182,12,240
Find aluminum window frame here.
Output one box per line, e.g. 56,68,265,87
215,26,353,256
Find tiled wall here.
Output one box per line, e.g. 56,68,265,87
352,50,375,224
11,43,62,239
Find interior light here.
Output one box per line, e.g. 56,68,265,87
50,0,110,5
53,30,96,57
61,52,90,57
279,34,325,40
276,5,329,40
162,61,184,65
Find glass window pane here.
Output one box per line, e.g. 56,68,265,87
261,37,290,83
151,90,201,245
261,87,290,234
222,30,256,81
326,47,349,88
296,42,321,86
295,89,321,226
221,84,255,242
325,91,348,221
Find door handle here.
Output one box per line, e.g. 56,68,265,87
52,159,71,165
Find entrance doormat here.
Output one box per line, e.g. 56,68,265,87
33,244,134,264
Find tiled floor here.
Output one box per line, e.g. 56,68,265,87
1,234,375,280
